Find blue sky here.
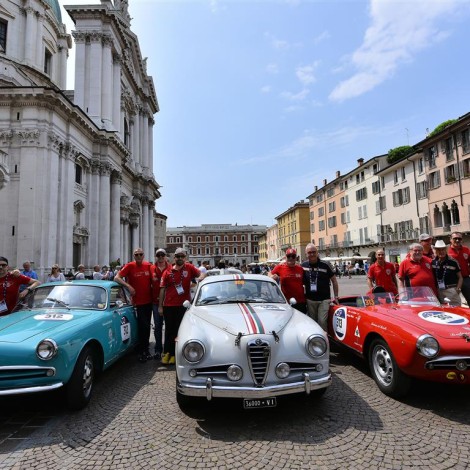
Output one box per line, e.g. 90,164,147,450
62,0,470,228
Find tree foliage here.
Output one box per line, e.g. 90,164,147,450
387,145,413,164
429,119,457,137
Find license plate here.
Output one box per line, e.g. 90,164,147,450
243,397,277,409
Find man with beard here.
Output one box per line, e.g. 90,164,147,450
159,248,203,365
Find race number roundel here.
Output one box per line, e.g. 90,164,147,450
418,311,469,325
121,316,131,342
333,307,347,341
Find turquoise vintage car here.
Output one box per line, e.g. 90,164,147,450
0,280,138,409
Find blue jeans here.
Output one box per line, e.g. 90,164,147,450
152,304,164,354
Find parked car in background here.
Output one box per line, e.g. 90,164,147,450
176,274,331,410
0,281,137,409
329,286,470,397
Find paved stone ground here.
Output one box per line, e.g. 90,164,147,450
1,276,469,469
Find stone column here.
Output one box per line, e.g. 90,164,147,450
148,118,154,173
149,202,155,258
36,14,44,73
113,54,122,132
133,107,140,171
142,111,149,172
24,8,36,65
130,218,140,253
98,163,111,265
142,195,149,257
101,35,113,129
88,33,103,124
72,32,87,110
88,161,100,265
110,172,121,262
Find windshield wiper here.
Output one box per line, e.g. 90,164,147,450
199,296,220,305
46,297,70,309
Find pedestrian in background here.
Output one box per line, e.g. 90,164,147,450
74,264,86,280
19,260,38,292
269,248,306,313
92,265,103,280
431,240,462,306
151,248,170,359
47,264,65,282
419,233,434,258
447,231,470,305
301,243,339,331
159,248,202,365
115,248,153,363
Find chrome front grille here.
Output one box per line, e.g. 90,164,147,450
0,366,56,381
247,339,270,385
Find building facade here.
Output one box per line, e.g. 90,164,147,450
165,224,266,267
0,0,160,277
275,201,310,259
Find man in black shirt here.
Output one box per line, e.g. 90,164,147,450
431,239,463,306
301,244,339,331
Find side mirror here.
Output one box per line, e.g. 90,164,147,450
183,300,191,309
115,300,124,308
289,297,297,306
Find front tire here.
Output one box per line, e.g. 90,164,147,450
66,345,96,410
368,339,411,398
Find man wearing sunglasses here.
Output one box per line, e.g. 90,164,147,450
448,232,470,304
151,248,170,359
0,256,40,315
158,248,203,365
269,248,306,313
301,244,339,331
115,249,153,363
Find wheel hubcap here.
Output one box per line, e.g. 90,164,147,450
82,355,94,398
372,346,393,386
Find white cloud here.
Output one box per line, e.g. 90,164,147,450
296,61,320,85
264,32,302,50
266,63,279,74
313,30,330,45
329,0,463,102
260,85,272,93
280,89,310,101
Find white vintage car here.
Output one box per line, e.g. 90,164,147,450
176,274,331,409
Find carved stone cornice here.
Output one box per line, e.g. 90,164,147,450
0,130,13,144
16,129,40,145
102,34,114,48
71,31,87,44
111,171,122,185
91,160,101,175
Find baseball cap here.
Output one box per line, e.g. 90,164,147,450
419,233,432,241
156,248,167,255
174,247,186,256
286,248,297,256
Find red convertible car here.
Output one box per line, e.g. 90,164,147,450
328,287,470,397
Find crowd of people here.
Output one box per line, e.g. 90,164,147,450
1,231,469,363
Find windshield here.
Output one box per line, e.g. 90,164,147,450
195,279,285,306
396,286,440,307
15,285,108,311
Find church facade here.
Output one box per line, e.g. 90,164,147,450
0,0,160,278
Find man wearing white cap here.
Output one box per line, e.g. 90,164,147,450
418,233,434,258
431,239,463,306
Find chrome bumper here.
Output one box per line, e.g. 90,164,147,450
177,372,332,400
0,382,64,396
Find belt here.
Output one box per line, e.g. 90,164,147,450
445,284,457,288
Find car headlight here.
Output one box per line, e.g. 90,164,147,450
416,334,439,358
275,362,290,379
306,335,328,358
182,340,205,363
36,339,58,360
227,364,243,381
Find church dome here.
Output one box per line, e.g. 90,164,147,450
44,0,62,23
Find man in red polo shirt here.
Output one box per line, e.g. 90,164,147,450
0,256,40,315
367,248,398,295
159,248,203,365
398,243,437,295
447,231,470,305
269,248,306,313
115,248,153,363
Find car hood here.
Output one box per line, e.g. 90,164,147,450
0,309,92,343
191,302,293,336
384,305,470,339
